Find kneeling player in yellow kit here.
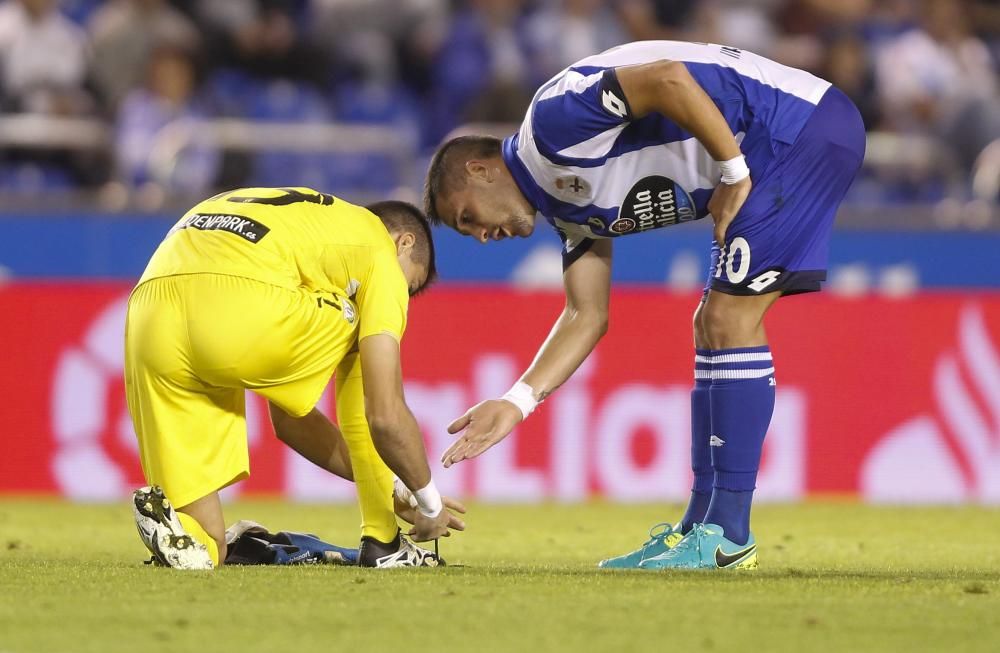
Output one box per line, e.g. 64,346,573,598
125,187,463,569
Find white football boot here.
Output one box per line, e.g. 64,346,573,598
358,530,443,568
133,485,214,570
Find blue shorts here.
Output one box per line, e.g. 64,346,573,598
706,86,866,296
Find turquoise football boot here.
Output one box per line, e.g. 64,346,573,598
597,522,684,569
639,523,758,570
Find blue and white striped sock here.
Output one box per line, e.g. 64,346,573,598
703,345,776,545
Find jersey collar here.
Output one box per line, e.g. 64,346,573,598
502,133,548,217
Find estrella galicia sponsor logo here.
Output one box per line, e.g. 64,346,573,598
618,176,696,233
609,217,636,234
171,213,271,243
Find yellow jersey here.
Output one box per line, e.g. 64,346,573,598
139,187,409,341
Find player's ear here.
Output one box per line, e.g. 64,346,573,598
465,160,491,182
393,231,416,255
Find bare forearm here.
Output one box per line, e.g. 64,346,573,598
270,405,354,481
439,239,610,467
620,61,741,161
358,334,435,493
659,67,741,160
521,306,607,400
519,238,612,402
369,409,432,492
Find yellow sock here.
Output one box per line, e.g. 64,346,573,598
177,512,221,566
351,457,397,543
336,353,399,543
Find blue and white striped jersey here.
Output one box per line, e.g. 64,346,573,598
501,41,832,262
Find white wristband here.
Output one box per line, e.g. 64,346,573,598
501,381,539,420
413,479,443,518
718,155,750,185
393,477,418,509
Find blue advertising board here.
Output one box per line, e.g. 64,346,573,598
1,212,998,289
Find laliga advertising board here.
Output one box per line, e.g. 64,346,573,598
1,283,999,504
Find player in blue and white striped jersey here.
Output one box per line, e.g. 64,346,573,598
424,41,866,570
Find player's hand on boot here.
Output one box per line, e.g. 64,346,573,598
395,494,467,533
409,506,455,542
708,176,751,246
442,399,523,467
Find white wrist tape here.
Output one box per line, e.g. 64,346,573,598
393,477,418,509
718,155,750,185
501,381,539,420
413,479,443,518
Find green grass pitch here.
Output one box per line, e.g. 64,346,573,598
1,500,998,652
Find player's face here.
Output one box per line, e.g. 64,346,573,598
394,235,429,296
403,262,429,296
441,161,536,243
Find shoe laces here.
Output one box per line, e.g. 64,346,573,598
643,522,677,547
399,535,438,563
670,523,708,557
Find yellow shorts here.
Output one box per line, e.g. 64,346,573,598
124,273,358,508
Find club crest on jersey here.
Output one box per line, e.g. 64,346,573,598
342,300,356,325
618,176,696,233
554,175,591,200
608,217,637,234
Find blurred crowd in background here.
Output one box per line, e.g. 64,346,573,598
0,0,998,209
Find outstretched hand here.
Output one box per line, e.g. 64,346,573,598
707,176,751,246
441,399,523,467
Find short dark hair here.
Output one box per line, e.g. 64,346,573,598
423,135,502,227
365,200,437,294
